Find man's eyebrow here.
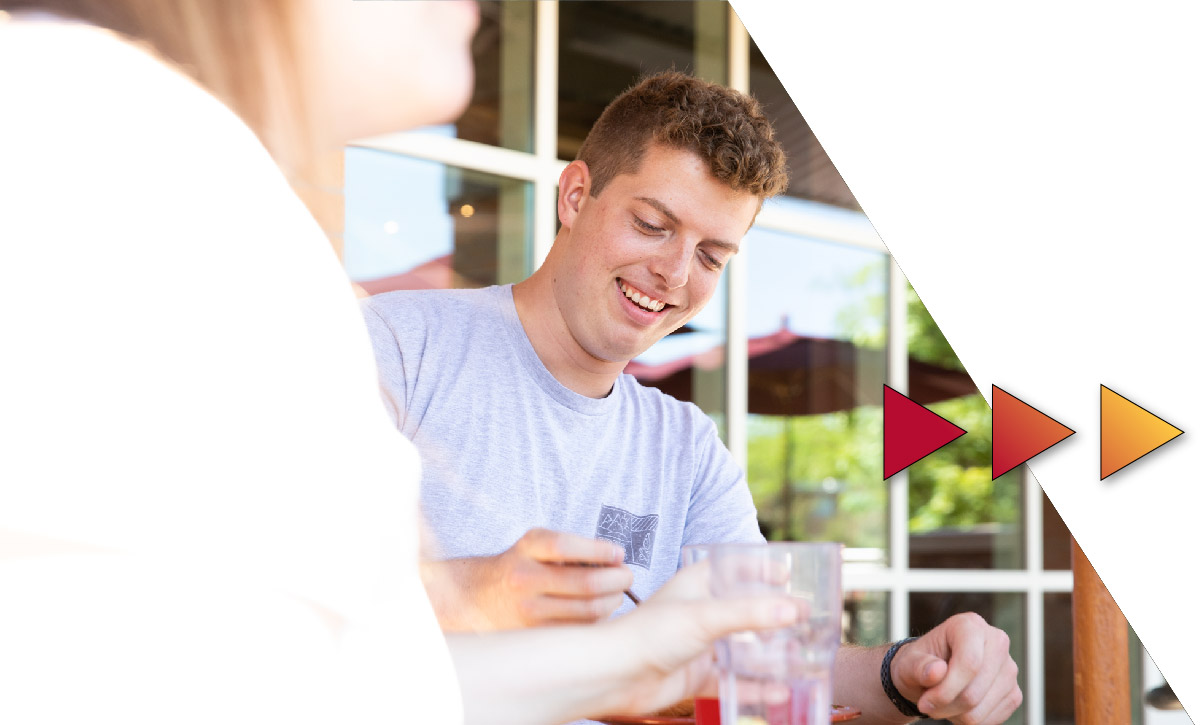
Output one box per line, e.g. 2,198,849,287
634,196,680,225
707,239,741,254
634,196,740,253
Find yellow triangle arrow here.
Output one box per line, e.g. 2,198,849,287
1100,385,1183,479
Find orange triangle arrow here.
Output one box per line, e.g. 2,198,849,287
991,385,1075,479
1100,385,1183,480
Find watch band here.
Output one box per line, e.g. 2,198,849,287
881,636,930,719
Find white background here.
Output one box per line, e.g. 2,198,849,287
732,1,1200,720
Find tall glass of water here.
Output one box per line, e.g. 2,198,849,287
707,542,843,725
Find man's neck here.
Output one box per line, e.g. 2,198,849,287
511,269,627,400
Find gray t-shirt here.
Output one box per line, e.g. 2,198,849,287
363,285,763,615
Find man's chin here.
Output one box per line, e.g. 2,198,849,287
585,328,667,366
591,343,651,367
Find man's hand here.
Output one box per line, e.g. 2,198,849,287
890,612,1022,724
421,528,634,631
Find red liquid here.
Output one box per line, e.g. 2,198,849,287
695,697,720,725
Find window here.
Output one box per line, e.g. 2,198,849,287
342,6,1153,722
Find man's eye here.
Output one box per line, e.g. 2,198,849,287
701,251,724,269
634,217,664,233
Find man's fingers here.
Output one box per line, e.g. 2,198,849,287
954,680,1015,725
537,561,634,598
917,635,985,715
519,592,626,624
946,640,1008,717
903,651,948,690
957,657,1020,725
975,680,1023,725
517,528,625,565
918,615,1014,720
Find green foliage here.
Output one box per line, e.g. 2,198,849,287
907,283,965,372
746,408,884,548
907,393,1018,532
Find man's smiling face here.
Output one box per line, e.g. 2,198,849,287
551,143,760,365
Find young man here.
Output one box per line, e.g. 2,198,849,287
365,72,1021,724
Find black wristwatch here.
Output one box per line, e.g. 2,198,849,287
881,637,930,719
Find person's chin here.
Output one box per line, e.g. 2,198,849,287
423,62,475,126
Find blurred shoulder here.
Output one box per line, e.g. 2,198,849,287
1,17,261,149
0,14,320,299
0,15,288,211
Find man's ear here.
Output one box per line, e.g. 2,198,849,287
557,160,590,229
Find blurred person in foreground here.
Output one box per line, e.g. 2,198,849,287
364,71,1022,724
0,2,806,724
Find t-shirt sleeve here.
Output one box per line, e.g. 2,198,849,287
361,300,408,430
683,410,766,546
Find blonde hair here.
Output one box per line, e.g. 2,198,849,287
0,0,314,172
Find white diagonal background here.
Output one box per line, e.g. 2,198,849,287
733,0,1200,719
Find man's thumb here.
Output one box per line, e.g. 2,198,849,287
903,650,948,690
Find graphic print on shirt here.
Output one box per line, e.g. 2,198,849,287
594,504,659,569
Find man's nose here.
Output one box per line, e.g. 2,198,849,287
649,239,691,290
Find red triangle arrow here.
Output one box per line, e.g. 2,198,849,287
992,385,1075,479
883,384,967,479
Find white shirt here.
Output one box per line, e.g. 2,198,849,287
0,15,461,724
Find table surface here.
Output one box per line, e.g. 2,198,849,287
596,703,862,724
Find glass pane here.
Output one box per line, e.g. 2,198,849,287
1044,591,1073,724
749,40,859,211
907,284,1024,570
558,1,725,160
743,214,888,551
844,590,889,647
343,148,531,292
1129,629,1145,725
430,0,534,152
911,592,1026,725
1042,488,1072,570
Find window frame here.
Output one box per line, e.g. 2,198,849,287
347,4,1096,722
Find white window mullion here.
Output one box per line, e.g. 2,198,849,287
1025,466,1049,725
844,568,1072,593
725,7,750,468
1027,578,1046,725
351,133,563,183
532,0,559,269
887,259,910,640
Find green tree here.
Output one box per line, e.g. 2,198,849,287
906,283,964,372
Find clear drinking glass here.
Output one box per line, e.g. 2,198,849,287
680,545,721,724
707,542,843,725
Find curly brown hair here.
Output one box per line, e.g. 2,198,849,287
577,71,789,199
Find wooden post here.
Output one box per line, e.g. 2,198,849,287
1071,538,1131,724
